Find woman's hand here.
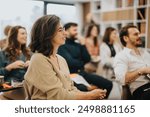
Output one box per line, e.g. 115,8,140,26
5,60,25,71
88,89,107,100
24,60,30,68
87,85,98,91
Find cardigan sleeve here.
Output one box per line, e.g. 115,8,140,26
25,53,76,100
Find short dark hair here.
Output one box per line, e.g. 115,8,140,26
64,22,78,30
103,27,116,44
119,25,137,46
30,15,60,57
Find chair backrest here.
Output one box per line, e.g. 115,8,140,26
23,80,31,100
121,85,132,100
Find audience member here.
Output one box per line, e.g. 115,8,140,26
58,22,112,98
24,15,106,100
114,25,150,100
0,25,12,50
0,25,31,99
84,24,101,73
97,27,122,79
100,27,122,67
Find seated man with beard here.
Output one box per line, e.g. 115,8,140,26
114,25,150,100
58,22,113,98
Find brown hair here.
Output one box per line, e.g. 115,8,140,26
103,27,116,44
30,15,60,57
5,25,31,61
4,25,12,36
85,24,100,46
119,25,137,46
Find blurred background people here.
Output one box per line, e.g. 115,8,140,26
81,13,95,36
0,25,31,100
58,22,112,98
0,25,12,50
84,23,101,73
97,27,122,79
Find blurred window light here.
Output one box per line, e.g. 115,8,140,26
0,0,43,45
47,3,78,25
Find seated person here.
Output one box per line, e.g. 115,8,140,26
114,25,150,100
0,25,12,50
24,15,106,100
84,23,101,73
98,27,122,79
0,25,31,99
58,22,112,98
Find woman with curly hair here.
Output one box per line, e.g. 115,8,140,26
0,25,31,99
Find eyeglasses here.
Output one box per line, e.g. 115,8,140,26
57,27,65,33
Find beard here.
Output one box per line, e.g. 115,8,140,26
135,38,143,47
136,42,143,47
70,36,77,40
129,38,143,47
69,34,78,40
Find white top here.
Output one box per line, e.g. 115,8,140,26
114,47,150,93
100,42,122,66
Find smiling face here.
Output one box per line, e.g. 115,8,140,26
90,26,98,37
66,25,78,39
110,30,118,43
17,28,27,45
126,28,142,47
52,23,66,47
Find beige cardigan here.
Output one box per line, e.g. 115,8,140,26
24,53,79,100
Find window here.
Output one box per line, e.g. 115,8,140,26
0,0,43,45
47,4,78,25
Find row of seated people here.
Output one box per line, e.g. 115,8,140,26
0,16,114,100
0,15,150,100
0,20,121,81
0,17,111,100
78,23,122,80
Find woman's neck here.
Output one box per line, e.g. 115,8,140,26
51,46,59,57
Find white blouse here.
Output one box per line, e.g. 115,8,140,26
100,42,122,66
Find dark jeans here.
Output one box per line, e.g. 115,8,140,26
133,83,150,100
79,71,112,98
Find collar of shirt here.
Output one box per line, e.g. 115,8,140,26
123,47,144,56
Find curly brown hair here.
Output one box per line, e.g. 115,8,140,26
5,25,31,62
